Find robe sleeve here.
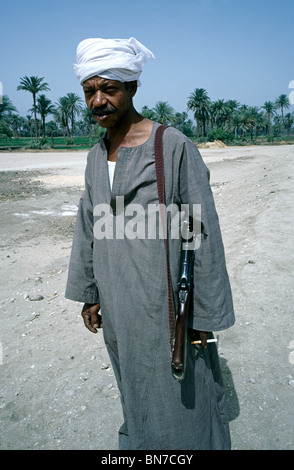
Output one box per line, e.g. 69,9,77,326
65,152,100,304
178,138,235,332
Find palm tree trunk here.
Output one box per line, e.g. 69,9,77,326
196,115,200,138
33,94,38,139
227,116,231,133
267,112,271,135
281,107,285,138
71,112,74,139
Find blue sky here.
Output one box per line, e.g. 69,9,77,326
1,0,293,119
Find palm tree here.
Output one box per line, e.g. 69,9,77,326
275,94,290,137
0,120,13,138
200,104,210,137
54,97,71,140
254,110,266,139
65,92,83,138
272,115,282,136
225,100,240,133
17,76,50,138
239,104,249,112
284,113,294,137
153,101,175,125
247,107,260,140
262,101,276,134
35,94,55,138
46,121,59,145
141,105,156,120
7,113,22,138
187,88,210,138
208,101,219,130
81,106,97,146
0,95,18,120
231,113,242,139
213,99,228,129
172,112,194,137
239,110,251,139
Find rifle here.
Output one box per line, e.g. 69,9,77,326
171,218,194,381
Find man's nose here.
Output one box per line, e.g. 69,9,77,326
93,90,107,107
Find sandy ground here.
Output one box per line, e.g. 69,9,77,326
0,144,293,451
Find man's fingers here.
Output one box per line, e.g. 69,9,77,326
90,310,99,328
92,312,103,329
82,311,98,333
81,303,101,333
189,329,208,348
199,331,208,348
96,313,103,328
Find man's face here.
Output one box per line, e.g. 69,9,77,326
82,76,136,128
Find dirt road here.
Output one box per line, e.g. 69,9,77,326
0,144,293,450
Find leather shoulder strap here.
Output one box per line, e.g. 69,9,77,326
154,125,167,206
154,125,176,346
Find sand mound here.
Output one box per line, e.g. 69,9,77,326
197,140,227,149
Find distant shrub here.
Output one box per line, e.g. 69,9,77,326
228,139,246,146
207,128,234,143
0,133,10,140
0,121,13,138
28,139,42,149
28,138,52,149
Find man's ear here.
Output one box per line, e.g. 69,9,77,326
128,80,138,98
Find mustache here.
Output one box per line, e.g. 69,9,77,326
91,106,117,116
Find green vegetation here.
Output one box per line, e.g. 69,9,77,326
0,75,293,150
17,76,50,139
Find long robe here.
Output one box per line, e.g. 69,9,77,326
65,122,235,450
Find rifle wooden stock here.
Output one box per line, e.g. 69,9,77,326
171,285,190,381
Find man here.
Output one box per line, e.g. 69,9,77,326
65,37,235,450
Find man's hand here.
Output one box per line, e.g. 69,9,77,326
188,329,208,348
81,303,102,333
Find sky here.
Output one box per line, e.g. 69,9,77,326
1,0,293,119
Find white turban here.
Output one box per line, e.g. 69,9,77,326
74,37,155,86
